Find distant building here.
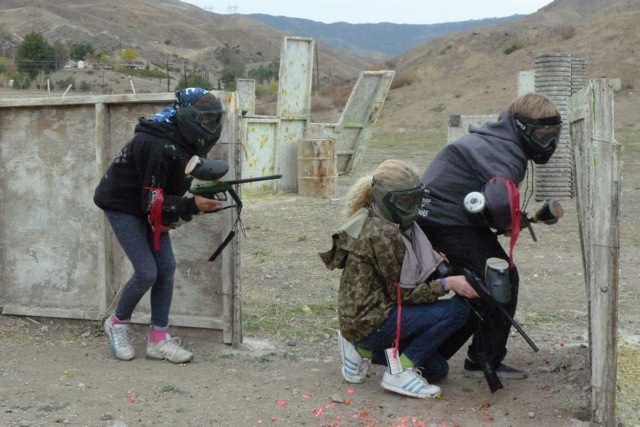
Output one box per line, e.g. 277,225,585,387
64,60,78,69
126,61,146,70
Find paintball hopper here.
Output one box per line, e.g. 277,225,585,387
185,155,229,181
485,258,511,305
531,199,563,225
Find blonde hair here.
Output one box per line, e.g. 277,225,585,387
344,159,420,217
507,92,559,119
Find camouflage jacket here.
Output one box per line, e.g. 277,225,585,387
319,211,446,343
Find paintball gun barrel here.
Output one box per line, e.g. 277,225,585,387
189,175,283,200
183,155,282,261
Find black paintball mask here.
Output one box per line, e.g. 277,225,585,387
176,93,224,156
514,114,563,165
372,175,425,230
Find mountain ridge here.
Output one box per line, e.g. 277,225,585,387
246,13,524,57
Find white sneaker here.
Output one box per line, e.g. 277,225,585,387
146,334,193,364
381,368,442,399
104,317,135,361
338,331,370,383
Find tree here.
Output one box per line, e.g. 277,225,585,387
248,62,279,84
0,56,17,76
53,40,68,69
16,31,56,78
175,73,212,91
70,42,94,61
13,71,31,89
119,47,139,63
220,67,240,91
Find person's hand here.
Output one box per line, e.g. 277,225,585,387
194,195,225,213
444,275,480,299
160,224,178,233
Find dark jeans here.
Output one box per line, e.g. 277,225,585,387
355,296,469,383
104,210,176,328
419,224,520,367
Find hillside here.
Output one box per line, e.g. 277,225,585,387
0,0,372,85
375,0,640,147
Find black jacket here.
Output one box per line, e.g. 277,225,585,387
94,118,200,225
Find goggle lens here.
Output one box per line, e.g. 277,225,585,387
200,112,222,131
389,186,424,213
531,124,562,148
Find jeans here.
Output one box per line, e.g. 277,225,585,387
355,296,469,383
104,210,176,328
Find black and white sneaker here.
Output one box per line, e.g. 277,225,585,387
463,358,527,379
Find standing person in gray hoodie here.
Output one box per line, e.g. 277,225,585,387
415,92,562,389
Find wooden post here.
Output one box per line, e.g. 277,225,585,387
568,79,621,425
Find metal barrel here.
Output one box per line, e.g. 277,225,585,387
297,138,337,199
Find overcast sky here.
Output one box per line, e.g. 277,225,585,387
180,0,554,24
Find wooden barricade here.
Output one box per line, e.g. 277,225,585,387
568,78,621,425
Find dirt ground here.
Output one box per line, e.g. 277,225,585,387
1,113,639,427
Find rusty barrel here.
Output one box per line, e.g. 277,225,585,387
297,138,337,198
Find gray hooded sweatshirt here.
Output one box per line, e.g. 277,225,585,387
418,109,528,228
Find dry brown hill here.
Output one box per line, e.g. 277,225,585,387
0,0,371,84
380,0,640,146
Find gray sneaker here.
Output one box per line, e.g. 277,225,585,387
381,368,442,399
338,331,370,383
104,317,135,361
146,334,193,364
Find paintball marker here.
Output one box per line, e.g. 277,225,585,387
464,191,564,241
185,155,282,261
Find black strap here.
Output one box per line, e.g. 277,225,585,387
208,230,236,262
208,187,245,262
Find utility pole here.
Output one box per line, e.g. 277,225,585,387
166,58,170,92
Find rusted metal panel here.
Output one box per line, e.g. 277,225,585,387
241,118,280,194
276,36,314,120
275,37,315,192
237,79,256,115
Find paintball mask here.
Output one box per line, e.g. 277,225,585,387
176,93,224,156
514,114,563,165
372,176,425,230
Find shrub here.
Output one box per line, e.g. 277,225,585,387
558,25,577,40
390,71,416,89
55,76,75,90
503,39,524,55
